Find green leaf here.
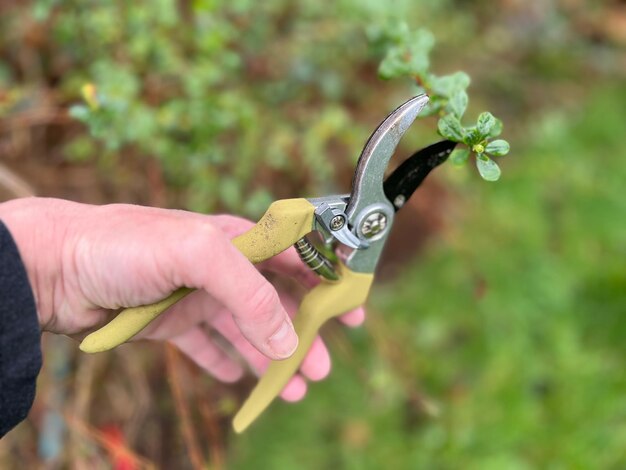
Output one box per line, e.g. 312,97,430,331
430,71,470,96
475,154,501,181
63,135,95,162
437,114,465,142
378,30,434,79
378,47,406,79
32,0,55,22
450,148,470,166
382,22,412,44
485,139,510,156
448,90,468,119
68,104,90,121
404,29,435,73
476,112,496,137
462,126,482,146
411,29,436,51
218,177,242,210
487,118,503,138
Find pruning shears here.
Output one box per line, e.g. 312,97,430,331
79,95,457,433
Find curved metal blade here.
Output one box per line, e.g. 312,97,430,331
383,139,457,211
342,95,429,274
345,95,429,221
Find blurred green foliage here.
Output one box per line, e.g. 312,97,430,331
3,0,511,216
23,0,422,215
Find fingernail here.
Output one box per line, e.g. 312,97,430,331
268,319,298,359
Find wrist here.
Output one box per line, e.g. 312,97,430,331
0,197,67,330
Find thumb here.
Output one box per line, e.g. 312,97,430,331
165,220,298,360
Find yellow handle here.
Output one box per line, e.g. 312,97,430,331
79,198,315,353
232,263,374,433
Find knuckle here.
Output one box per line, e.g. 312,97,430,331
211,214,255,231
244,284,280,324
193,220,219,240
187,220,223,255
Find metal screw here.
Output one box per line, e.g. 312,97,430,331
393,194,406,209
329,215,345,231
360,212,387,239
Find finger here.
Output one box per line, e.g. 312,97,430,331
280,375,307,402
142,287,310,399
170,327,243,383
210,216,365,327
211,310,309,401
189,214,361,345
339,307,366,327
166,220,298,360
299,336,331,381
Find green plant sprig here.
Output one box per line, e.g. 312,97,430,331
377,26,510,181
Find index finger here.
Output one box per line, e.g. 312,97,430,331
162,220,299,360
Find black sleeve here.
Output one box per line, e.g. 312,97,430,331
0,221,42,438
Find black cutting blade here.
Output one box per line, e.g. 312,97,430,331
383,139,457,211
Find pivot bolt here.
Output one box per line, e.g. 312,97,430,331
360,212,387,239
330,215,345,231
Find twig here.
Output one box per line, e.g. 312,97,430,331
0,162,35,197
198,398,225,470
0,109,71,132
165,344,206,470
116,347,152,446
69,353,99,465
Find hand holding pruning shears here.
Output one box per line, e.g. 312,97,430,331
0,95,458,433
79,95,458,431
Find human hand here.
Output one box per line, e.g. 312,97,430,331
0,197,364,401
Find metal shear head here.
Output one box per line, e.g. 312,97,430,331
309,94,457,274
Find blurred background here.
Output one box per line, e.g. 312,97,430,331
1,0,625,468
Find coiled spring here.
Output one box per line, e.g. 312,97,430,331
294,237,339,281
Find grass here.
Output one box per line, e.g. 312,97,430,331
227,84,626,469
